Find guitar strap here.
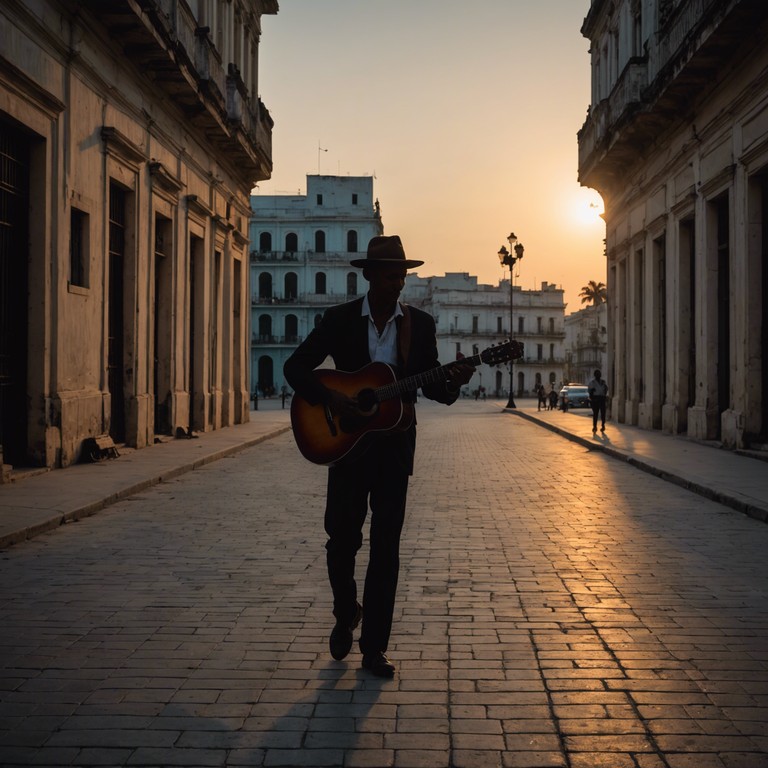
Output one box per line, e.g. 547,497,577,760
397,303,411,371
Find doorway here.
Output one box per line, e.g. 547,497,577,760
108,182,127,442
0,118,30,465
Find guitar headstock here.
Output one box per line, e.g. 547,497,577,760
480,340,524,366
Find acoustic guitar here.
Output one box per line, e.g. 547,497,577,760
290,340,524,465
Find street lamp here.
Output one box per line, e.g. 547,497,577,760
498,232,525,408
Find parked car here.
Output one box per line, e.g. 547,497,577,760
562,385,590,409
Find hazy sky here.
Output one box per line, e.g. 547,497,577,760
254,0,606,311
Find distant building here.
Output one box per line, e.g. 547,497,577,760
249,176,382,394
564,303,608,386
0,0,277,478
578,0,768,449
403,274,566,398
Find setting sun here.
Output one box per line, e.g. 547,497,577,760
570,187,605,227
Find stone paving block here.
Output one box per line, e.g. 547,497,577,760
501,750,567,767
389,748,450,768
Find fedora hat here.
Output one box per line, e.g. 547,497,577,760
350,235,424,268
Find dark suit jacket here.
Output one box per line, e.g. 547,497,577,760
284,297,457,472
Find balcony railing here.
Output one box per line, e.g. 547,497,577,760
80,0,273,184
251,335,304,346
578,57,648,173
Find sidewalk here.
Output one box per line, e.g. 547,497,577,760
2,395,767,551
0,400,292,549
506,397,768,523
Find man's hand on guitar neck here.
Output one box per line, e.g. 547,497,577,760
445,361,476,393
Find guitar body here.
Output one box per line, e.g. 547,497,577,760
289,340,523,466
290,363,414,466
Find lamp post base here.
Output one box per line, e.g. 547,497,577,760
504,396,516,409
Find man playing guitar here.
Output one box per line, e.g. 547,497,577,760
284,235,475,678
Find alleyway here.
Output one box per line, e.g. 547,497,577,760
1,400,767,768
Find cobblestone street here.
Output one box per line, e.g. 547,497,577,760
1,400,767,768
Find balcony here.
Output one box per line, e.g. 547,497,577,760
251,293,358,307
252,335,303,346
78,0,274,185
579,0,765,191
250,251,302,263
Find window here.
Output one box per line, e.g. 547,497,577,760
69,208,89,287
258,272,272,299
259,232,271,252
517,316,524,333
472,315,479,333
315,272,327,294
347,271,358,296
316,194,323,205
284,272,297,300
537,317,543,332
285,314,298,342
285,232,298,252
549,317,555,333
258,314,272,341
537,344,543,361
352,193,358,205
549,343,555,359
455,342,461,356
497,316,503,333
315,230,326,252
347,230,358,252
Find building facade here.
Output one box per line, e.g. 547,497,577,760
578,0,768,448
249,176,383,394
564,302,608,386
403,274,566,398
0,0,277,478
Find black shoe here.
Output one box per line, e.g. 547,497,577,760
329,603,362,661
362,652,396,678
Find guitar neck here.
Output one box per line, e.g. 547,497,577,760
375,353,483,402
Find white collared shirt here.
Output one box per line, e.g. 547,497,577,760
361,294,402,365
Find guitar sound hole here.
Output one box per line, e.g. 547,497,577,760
356,388,378,415
339,388,379,434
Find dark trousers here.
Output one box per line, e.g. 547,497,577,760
591,396,607,429
324,437,410,655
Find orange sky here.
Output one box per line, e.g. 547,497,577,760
254,1,606,312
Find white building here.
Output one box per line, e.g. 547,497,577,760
403,274,566,398
249,175,383,393
0,0,277,478
578,0,768,449
564,303,608,386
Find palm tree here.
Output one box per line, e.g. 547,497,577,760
579,280,606,306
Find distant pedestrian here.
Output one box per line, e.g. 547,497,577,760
548,389,557,411
537,385,547,411
588,369,608,434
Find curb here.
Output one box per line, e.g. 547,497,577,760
0,425,292,549
507,409,768,524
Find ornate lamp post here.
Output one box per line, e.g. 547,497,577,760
498,232,525,408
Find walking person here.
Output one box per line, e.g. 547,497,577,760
588,369,609,434
284,235,475,678
548,387,557,411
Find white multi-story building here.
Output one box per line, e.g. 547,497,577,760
578,0,768,449
564,303,608,386
0,0,277,477
403,274,566,398
249,175,383,394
